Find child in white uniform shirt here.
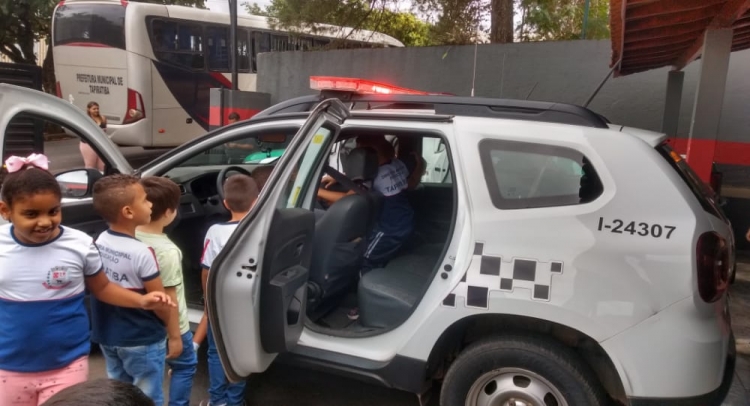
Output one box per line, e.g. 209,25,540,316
0,154,173,406
199,174,259,406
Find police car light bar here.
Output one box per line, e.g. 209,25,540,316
310,76,431,95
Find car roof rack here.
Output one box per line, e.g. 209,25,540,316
254,93,610,129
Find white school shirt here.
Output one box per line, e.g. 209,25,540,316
201,221,240,270
90,230,165,347
0,224,102,372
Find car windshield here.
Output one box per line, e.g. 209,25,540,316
176,134,292,167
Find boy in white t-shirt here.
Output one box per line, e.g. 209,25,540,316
91,174,181,405
199,174,259,406
136,176,196,406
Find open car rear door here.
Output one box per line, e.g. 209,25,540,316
206,99,349,381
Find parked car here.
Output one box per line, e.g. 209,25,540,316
0,79,738,406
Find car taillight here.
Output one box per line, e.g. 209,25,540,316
122,88,145,124
696,232,729,302
55,81,62,98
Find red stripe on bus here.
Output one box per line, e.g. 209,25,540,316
209,72,232,89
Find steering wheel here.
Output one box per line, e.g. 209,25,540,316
216,166,253,202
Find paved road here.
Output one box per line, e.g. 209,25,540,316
89,346,425,406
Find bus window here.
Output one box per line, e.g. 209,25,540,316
295,36,314,51
313,38,330,50
151,20,176,50
252,32,271,72
207,26,229,71
237,29,251,72
151,19,204,71
53,3,126,49
271,35,290,52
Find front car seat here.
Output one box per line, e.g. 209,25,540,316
307,147,380,315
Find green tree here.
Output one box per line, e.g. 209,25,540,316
517,0,610,41
250,0,435,47
0,0,54,65
414,0,486,44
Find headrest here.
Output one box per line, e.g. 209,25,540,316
342,147,379,182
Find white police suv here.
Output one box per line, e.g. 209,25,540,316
0,78,738,406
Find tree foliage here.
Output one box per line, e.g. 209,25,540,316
0,0,55,64
248,0,435,47
517,0,610,41
413,0,487,44
256,0,517,45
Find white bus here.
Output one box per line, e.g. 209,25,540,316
51,0,404,147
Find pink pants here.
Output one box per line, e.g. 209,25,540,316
0,356,88,406
79,141,105,171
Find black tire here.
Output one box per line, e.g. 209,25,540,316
440,335,609,406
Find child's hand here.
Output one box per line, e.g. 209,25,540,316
167,336,183,360
321,175,337,189
140,291,176,310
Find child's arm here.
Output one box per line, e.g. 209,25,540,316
85,272,174,310
84,241,173,309
143,276,183,359
159,248,187,360
317,188,355,204
406,153,425,190
193,312,208,350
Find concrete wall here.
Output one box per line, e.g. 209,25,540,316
257,39,750,143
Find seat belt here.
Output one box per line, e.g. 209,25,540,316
323,165,367,197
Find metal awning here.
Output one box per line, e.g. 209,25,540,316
610,0,750,76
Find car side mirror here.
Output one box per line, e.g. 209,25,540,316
55,168,102,198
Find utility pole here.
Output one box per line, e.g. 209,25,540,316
581,0,591,39
229,0,238,89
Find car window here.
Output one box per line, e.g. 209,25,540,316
479,139,603,210
421,137,451,184
283,126,335,208
174,133,291,168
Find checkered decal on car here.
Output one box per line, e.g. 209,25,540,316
442,242,564,309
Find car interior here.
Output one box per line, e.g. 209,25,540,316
160,127,456,334
304,129,456,333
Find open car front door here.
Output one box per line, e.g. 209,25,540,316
206,98,349,381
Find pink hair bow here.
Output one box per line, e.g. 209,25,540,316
4,153,50,173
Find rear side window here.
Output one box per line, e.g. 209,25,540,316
479,139,603,210
53,4,126,49
656,143,723,219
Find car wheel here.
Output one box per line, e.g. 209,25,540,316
440,335,608,406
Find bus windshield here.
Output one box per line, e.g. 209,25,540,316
53,3,126,49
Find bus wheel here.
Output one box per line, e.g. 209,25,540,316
440,335,608,406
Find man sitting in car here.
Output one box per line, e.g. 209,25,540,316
317,135,422,272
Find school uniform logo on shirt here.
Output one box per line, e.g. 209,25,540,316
43,266,72,290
